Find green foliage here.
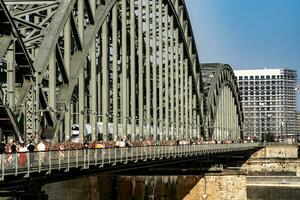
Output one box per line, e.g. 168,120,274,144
265,132,275,142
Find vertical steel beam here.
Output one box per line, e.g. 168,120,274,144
189,76,192,139
64,18,71,141
152,0,157,141
158,0,163,141
7,40,15,109
102,19,109,141
130,0,136,141
89,0,97,142
170,15,174,140
121,0,128,140
180,43,184,139
145,0,151,139
138,0,144,140
175,29,179,140
184,59,188,139
97,29,102,124
112,5,118,141
78,0,85,142
164,5,169,140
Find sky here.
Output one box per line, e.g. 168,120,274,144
185,0,300,110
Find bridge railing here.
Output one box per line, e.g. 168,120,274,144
0,143,260,181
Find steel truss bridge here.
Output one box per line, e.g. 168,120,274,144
0,0,243,144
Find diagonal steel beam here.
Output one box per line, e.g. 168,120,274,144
55,44,69,84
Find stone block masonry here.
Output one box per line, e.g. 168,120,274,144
183,173,247,200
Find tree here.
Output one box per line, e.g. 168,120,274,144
265,132,275,142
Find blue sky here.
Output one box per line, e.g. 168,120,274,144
186,0,300,110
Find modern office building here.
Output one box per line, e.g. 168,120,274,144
234,69,297,141
296,112,300,141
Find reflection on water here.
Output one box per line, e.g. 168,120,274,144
42,175,299,200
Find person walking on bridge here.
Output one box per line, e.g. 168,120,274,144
27,141,35,166
37,140,46,164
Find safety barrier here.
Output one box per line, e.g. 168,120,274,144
0,143,261,181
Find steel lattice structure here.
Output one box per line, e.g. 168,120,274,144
0,0,243,143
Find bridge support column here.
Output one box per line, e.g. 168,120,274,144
145,0,151,140
158,0,163,141
130,0,136,141
170,15,175,141
185,59,188,139
102,19,109,141
151,0,157,142
121,0,128,140
164,5,169,140
78,0,85,142
64,18,71,141
112,5,118,141
175,29,179,140
138,0,144,140
180,43,184,139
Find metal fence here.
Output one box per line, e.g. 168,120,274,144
0,143,261,181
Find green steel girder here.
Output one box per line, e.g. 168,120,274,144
201,63,243,139
0,0,245,142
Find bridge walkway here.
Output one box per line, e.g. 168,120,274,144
0,143,261,182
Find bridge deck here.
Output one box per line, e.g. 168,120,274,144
0,143,261,182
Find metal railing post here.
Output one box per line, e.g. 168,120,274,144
48,151,51,174
83,148,86,169
135,147,138,162
120,148,123,163
114,148,117,165
15,153,18,176
125,147,128,164
101,149,104,167
59,150,61,170
108,148,111,164
87,149,90,168
38,152,41,173
1,153,5,180
26,152,30,178
95,149,97,166
67,150,70,172
76,149,78,168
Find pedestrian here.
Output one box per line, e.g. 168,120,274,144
18,143,27,167
27,140,35,166
37,140,46,164
59,143,65,160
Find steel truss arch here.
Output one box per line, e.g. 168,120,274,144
201,63,243,141
1,0,205,142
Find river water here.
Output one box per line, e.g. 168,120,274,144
42,175,300,200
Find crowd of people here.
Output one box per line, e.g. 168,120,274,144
0,137,246,167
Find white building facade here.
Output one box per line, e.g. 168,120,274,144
234,69,297,141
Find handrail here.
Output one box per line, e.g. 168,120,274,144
0,143,260,181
